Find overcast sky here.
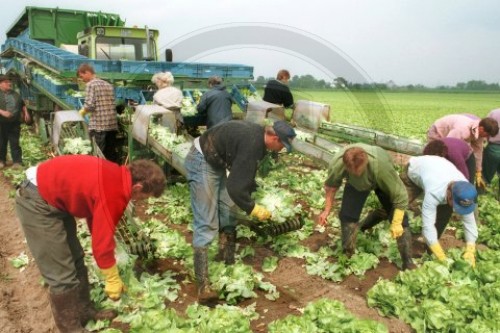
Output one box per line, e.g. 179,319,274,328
1,0,499,87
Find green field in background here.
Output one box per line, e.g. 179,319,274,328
287,90,500,140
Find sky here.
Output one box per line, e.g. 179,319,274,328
1,0,499,87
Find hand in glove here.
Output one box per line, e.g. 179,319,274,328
250,204,272,221
462,243,476,267
429,242,447,261
475,171,486,189
389,208,405,239
101,265,126,300
79,108,88,117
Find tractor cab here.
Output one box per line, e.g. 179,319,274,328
77,26,159,61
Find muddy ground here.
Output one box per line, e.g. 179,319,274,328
1,169,464,333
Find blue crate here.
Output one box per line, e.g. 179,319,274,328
63,95,84,109
121,61,163,74
53,56,85,72
114,87,144,103
167,62,198,77
225,65,253,79
196,64,227,78
88,60,121,73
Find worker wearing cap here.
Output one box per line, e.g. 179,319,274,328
400,155,478,266
0,74,30,169
185,120,296,305
196,76,233,129
482,108,500,184
427,114,499,189
318,143,416,270
15,155,166,332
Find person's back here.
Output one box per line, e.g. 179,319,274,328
428,114,478,141
197,76,232,129
408,155,467,194
37,155,130,220
152,72,183,110
85,77,117,132
263,69,294,108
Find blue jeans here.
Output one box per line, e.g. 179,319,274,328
185,146,235,247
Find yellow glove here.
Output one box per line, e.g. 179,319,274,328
389,208,405,239
475,171,486,189
462,243,476,267
79,108,88,117
429,242,447,261
250,204,272,221
101,265,126,300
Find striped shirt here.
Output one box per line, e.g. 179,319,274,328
84,78,117,131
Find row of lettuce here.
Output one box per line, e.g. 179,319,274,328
6,125,500,332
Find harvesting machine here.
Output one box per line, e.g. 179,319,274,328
0,6,253,152
0,6,308,254
0,6,253,255
0,7,425,252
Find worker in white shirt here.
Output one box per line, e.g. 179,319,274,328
400,155,478,266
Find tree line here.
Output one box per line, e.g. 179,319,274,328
252,75,500,92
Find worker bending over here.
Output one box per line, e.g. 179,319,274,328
185,120,296,304
318,143,416,270
427,114,498,189
15,155,166,333
400,155,478,266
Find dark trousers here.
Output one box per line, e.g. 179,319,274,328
0,121,22,164
482,143,500,184
466,154,476,183
435,204,453,238
90,130,118,163
15,180,83,293
339,183,409,227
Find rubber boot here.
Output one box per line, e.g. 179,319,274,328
360,209,388,232
49,286,90,333
194,247,219,306
397,228,417,270
341,222,359,258
76,267,117,326
223,231,236,265
215,230,237,265
215,233,226,263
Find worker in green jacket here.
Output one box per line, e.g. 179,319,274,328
318,143,415,270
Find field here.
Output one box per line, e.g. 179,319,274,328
1,91,500,333
291,90,500,139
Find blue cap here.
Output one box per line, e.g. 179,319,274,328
451,181,477,215
273,121,296,152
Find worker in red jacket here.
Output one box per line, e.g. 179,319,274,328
15,155,166,333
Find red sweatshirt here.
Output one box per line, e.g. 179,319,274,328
37,155,132,269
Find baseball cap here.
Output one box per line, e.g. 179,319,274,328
273,120,296,152
451,181,477,215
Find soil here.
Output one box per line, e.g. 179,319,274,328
0,175,56,333
0,172,415,333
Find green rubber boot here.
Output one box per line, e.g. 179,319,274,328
341,222,359,258
194,247,219,306
397,228,417,270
